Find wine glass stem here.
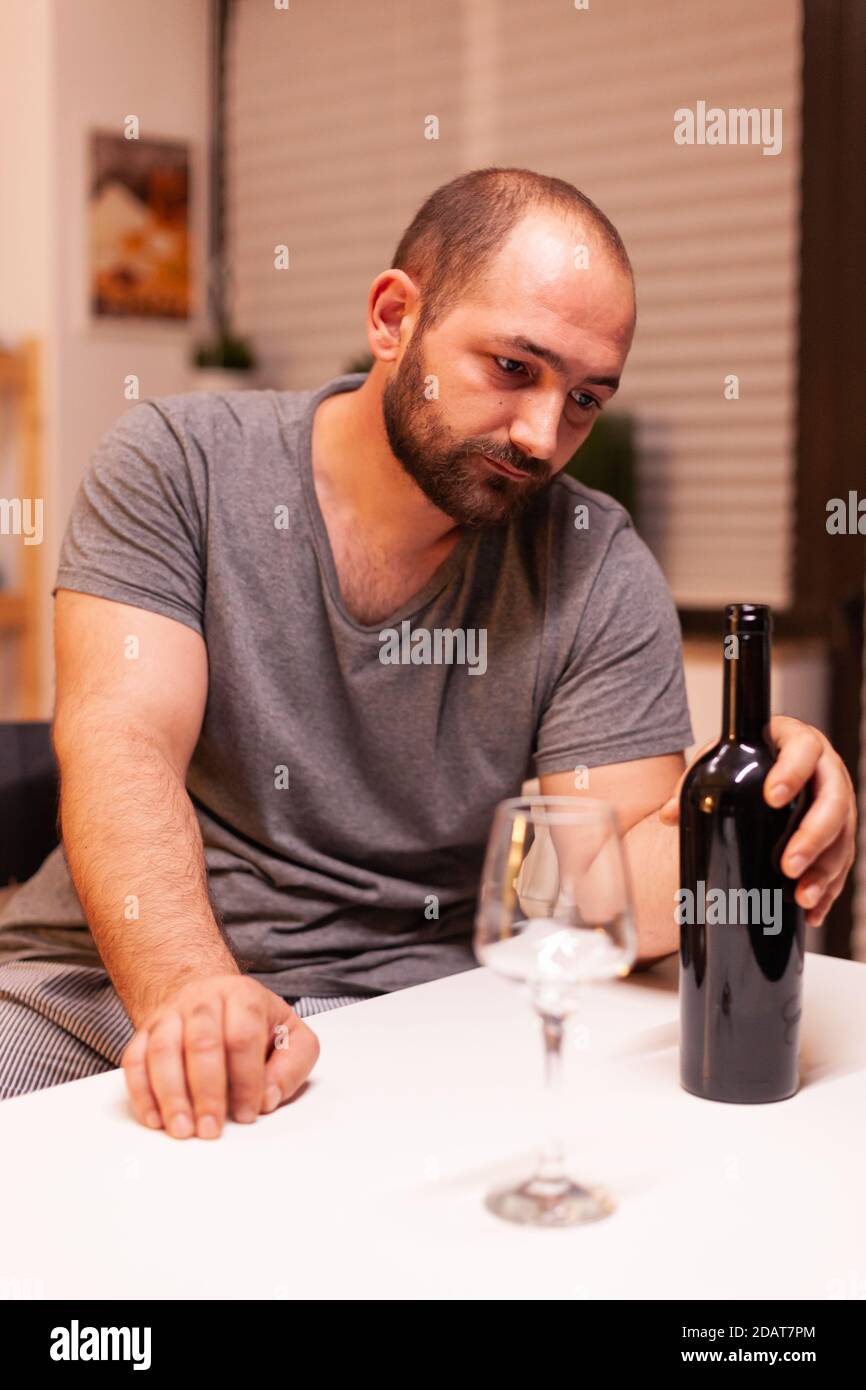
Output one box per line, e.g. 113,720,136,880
537,1012,567,1185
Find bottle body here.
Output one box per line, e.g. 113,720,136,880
678,604,810,1103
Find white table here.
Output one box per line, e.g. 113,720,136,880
1,951,864,1300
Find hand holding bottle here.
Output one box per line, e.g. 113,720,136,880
659,714,856,929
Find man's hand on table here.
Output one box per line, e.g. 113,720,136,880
659,714,858,928
121,975,320,1139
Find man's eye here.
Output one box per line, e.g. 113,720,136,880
494,356,528,377
494,357,601,415
570,390,601,413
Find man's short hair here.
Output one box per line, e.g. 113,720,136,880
390,166,633,335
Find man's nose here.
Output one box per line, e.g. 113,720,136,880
508,398,560,465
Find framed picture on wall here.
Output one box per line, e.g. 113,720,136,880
88,131,190,320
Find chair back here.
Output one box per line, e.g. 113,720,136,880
0,721,60,886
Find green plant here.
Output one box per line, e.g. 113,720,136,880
193,331,257,371
563,411,637,523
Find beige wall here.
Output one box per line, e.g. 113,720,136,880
0,0,210,716
0,0,53,714
0,0,53,338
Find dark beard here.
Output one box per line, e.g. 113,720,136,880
381,333,550,528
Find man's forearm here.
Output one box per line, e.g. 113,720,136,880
54,717,239,1026
624,809,679,968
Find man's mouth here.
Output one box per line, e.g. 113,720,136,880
478,453,531,480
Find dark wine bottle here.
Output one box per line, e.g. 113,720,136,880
678,602,811,1103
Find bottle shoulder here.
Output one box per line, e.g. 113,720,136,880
682,739,775,798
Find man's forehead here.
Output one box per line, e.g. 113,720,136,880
468,278,635,361
472,226,633,328
490,210,616,282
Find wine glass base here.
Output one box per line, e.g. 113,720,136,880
485,1175,615,1227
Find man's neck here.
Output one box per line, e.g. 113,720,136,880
311,370,463,558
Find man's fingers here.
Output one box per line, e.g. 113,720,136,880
183,997,229,1140
780,788,852,878
659,716,856,929
223,990,268,1123
146,1010,196,1139
121,1028,163,1130
805,865,852,928
260,1006,320,1114
122,979,321,1136
764,716,823,805
792,835,856,910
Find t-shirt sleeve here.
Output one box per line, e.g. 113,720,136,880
53,399,206,637
532,519,695,776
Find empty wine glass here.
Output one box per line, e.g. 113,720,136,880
474,795,638,1227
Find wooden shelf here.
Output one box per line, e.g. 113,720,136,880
0,340,41,714
0,590,27,631
0,352,25,390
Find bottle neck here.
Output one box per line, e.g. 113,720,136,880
722,630,771,743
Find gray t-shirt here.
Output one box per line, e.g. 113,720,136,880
0,372,693,997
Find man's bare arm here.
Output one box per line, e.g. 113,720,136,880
50,588,320,1140
52,589,239,1025
620,809,680,966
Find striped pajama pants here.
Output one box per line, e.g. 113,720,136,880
0,938,365,1101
